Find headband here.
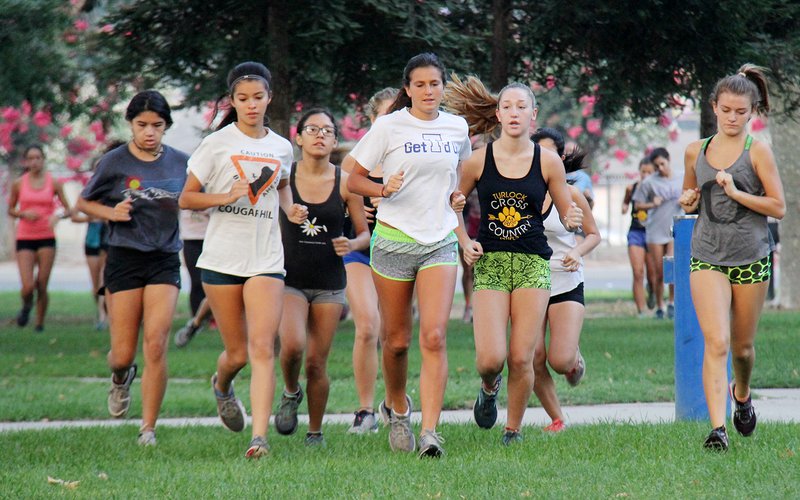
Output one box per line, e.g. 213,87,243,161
229,74,269,94
738,72,747,78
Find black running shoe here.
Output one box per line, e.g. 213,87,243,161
473,374,502,429
703,426,729,452
16,306,31,327
730,383,757,437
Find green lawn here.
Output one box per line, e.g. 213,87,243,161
1,291,799,498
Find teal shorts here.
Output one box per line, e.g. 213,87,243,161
689,255,771,285
473,251,551,292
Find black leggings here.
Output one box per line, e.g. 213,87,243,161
182,240,205,315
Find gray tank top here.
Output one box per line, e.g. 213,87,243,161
691,135,771,266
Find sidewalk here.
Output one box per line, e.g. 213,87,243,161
2,388,798,433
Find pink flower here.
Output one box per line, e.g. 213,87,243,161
578,95,597,105
624,172,637,180
289,125,297,139
74,19,89,31
614,149,629,162
100,24,114,34
94,131,106,143
1,107,21,122
750,117,766,132
591,173,600,183
21,101,32,116
545,75,557,90
32,110,52,128
294,101,303,112
586,118,602,135
89,121,104,135
531,82,544,93
60,125,73,138
64,33,78,44
66,156,83,171
658,113,672,128
581,103,594,118
38,132,50,143
567,126,583,139
669,129,680,142
348,93,359,102
607,137,617,146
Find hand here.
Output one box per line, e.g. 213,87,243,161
563,201,583,232
653,196,663,207
450,190,466,213
112,198,133,222
364,205,376,223
369,196,382,208
287,203,308,224
679,187,700,213
382,170,404,197
460,239,484,266
227,178,250,204
716,171,739,198
48,214,60,230
19,210,40,221
561,248,581,272
332,236,352,256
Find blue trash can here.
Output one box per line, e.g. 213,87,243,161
670,215,731,420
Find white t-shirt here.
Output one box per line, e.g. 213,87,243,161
350,108,471,244
543,205,583,296
187,123,293,277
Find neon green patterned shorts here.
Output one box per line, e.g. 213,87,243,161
689,255,771,285
473,251,551,293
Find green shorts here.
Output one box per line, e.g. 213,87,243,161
473,251,551,293
689,255,771,285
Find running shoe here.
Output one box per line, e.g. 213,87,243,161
388,405,416,453
16,305,31,327
565,351,586,387
646,282,656,310
667,303,675,320
174,319,203,348
473,374,502,429
501,428,523,446
108,364,137,418
348,409,379,434
703,426,729,451
730,383,757,437
212,374,247,432
378,394,413,426
275,387,304,435
33,325,44,333
305,432,326,446
245,436,269,459
137,426,156,447
655,308,665,320
543,419,566,433
418,429,445,458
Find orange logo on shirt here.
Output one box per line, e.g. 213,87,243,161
230,155,281,205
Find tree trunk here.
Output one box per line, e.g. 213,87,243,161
266,1,291,138
490,0,510,91
772,93,800,309
699,85,716,138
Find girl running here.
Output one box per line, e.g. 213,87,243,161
179,61,307,459
346,53,471,457
76,90,188,446
274,108,370,445
444,77,582,445
679,64,784,451
633,147,683,319
530,128,600,433
8,145,72,332
622,157,656,316
341,87,399,434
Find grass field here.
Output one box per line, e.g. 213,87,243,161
1,291,799,498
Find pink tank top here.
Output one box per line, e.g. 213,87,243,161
16,172,57,240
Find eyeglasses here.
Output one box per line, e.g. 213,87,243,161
302,125,336,137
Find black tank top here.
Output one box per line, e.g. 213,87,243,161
629,182,647,231
280,164,346,289
476,142,551,258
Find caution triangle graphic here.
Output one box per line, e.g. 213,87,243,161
230,155,282,205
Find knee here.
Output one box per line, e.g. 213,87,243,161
419,326,446,353
732,342,755,364
142,338,168,364
547,352,574,375
305,356,328,382
382,331,410,357
532,347,548,372
507,350,534,377
354,319,379,346
632,268,645,281
248,337,276,364
280,340,305,364
475,355,504,378
108,350,136,371
704,335,730,359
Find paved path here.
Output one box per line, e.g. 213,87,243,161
2,388,798,433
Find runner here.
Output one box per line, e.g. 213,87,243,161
622,157,656,316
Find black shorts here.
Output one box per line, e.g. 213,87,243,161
201,268,284,286
84,245,108,257
104,246,181,294
16,238,56,252
549,282,585,306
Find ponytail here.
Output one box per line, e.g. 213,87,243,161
444,74,500,136
710,63,770,115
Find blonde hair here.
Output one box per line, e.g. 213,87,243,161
444,74,536,136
